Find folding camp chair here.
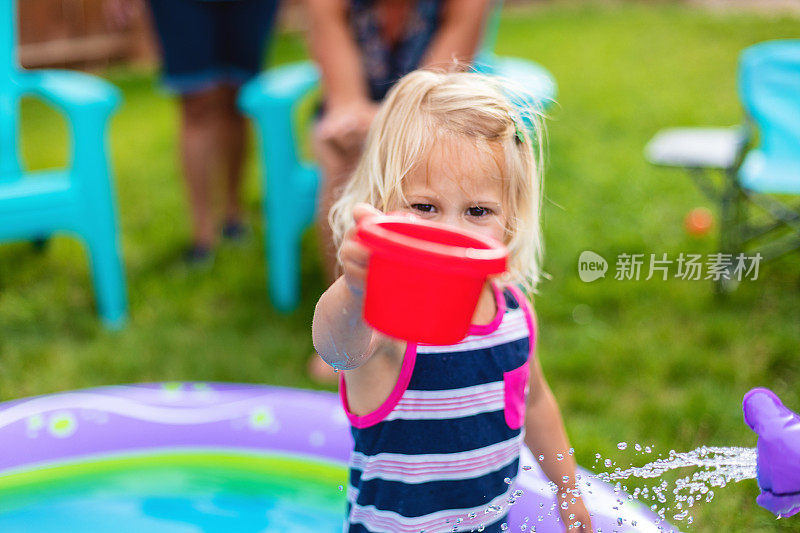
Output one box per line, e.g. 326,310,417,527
238,0,557,311
645,39,800,292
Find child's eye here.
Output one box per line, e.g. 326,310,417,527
467,206,492,217
411,203,435,213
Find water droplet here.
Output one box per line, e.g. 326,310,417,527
674,511,689,521
522,464,532,471
338,485,343,491
504,477,512,484
604,459,612,467
617,442,628,450
556,453,564,461
500,524,508,531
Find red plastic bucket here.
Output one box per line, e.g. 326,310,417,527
356,214,508,345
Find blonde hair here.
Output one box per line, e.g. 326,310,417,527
329,69,547,293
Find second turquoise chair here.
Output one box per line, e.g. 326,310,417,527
239,2,556,311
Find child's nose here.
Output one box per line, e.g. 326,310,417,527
440,214,465,229
448,217,475,233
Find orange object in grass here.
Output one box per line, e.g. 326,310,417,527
685,207,714,237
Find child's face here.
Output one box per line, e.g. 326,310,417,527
396,137,508,244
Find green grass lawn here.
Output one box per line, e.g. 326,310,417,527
1,1,799,531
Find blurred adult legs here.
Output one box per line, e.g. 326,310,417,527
220,85,247,228
179,85,247,249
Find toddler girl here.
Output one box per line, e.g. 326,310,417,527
313,69,592,533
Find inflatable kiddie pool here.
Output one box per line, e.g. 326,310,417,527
0,383,671,532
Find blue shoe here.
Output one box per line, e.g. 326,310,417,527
222,220,249,243
183,244,214,268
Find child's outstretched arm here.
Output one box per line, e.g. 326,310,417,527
312,203,381,370
524,357,594,532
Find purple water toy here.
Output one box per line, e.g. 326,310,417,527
743,387,800,518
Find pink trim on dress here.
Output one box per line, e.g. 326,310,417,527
467,281,506,336
503,359,530,429
503,285,536,429
506,284,537,359
339,342,418,429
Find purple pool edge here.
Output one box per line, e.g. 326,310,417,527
0,382,673,532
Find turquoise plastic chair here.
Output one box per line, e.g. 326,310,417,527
239,1,557,311
0,0,127,326
646,39,800,291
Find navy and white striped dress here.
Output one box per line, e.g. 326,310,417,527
339,283,536,533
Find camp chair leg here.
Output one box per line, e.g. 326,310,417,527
688,168,722,202
715,165,754,295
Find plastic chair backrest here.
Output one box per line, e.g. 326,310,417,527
0,0,21,178
738,40,800,164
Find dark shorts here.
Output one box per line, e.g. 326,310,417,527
148,0,279,94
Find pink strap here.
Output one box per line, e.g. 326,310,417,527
339,342,418,429
468,281,506,335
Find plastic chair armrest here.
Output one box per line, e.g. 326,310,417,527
21,70,119,182
483,56,558,112
645,126,748,170
238,61,320,115
21,69,121,117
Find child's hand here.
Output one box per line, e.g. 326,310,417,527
558,493,593,532
340,203,383,298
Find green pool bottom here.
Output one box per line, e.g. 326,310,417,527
0,450,349,532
